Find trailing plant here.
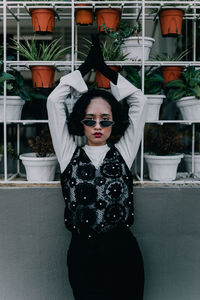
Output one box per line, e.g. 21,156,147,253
9,37,70,61
124,66,164,95
100,20,142,46
0,142,16,159
0,46,30,100
28,127,55,157
165,66,200,101
145,124,183,155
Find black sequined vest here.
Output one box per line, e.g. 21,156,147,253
60,146,134,238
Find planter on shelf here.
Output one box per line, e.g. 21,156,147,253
144,153,183,181
96,66,119,89
124,66,165,121
166,67,200,119
30,8,55,33
75,4,93,25
20,153,58,181
176,96,200,120
161,66,183,85
30,66,55,88
9,38,70,89
146,95,165,122
184,153,200,176
0,96,25,120
159,8,184,37
96,9,121,32
121,37,155,61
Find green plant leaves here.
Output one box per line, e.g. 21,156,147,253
166,66,200,101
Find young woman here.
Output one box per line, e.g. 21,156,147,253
47,37,147,300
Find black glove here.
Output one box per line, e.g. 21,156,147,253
78,44,96,77
91,34,118,85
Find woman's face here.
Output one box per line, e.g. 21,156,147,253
83,97,113,146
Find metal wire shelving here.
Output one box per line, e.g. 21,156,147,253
1,0,200,185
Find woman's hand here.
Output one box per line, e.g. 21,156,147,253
78,41,96,77
91,33,118,85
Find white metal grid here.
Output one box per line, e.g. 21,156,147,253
1,0,200,184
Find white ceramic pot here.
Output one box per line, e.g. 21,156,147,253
144,153,183,181
20,153,58,181
176,96,200,120
146,95,165,121
121,37,155,61
184,153,200,175
0,96,25,121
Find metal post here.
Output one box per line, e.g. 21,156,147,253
3,0,7,181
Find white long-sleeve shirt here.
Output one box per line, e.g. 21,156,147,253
47,70,147,173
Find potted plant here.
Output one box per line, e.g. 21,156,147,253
102,20,155,61
0,142,16,162
0,47,30,120
19,0,56,33
152,49,190,85
10,37,70,88
19,127,58,181
183,127,200,177
75,0,93,25
144,124,184,181
165,66,200,120
158,5,185,37
95,0,121,32
124,66,165,121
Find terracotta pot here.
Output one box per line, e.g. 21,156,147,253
159,8,184,37
30,8,55,33
161,66,184,85
96,66,119,89
75,4,93,25
31,66,55,88
96,9,121,32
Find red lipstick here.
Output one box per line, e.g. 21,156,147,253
94,132,103,138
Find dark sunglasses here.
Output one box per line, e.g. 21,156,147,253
81,119,115,128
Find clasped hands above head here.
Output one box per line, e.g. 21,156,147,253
78,33,118,85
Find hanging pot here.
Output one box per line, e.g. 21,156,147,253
159,8,184,37
96,9,121,32
75,4,93,25
30,66,55,88
30,8,55,33
96,66,119,89
161,66,183,85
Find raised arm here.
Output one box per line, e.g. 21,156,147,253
111,75,147,169
47,40,97,173
91,35,147,169
47,70,88,173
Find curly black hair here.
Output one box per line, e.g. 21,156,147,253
68,89,129,139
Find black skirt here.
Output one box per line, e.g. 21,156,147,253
67,227,144,300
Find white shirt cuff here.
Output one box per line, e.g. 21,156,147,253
110,73,139,101
60,70,88,94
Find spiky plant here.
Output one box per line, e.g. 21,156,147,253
151,49,190,62
9,37,70,61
